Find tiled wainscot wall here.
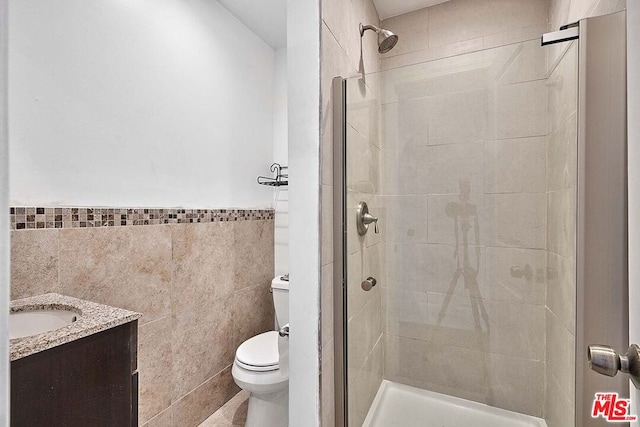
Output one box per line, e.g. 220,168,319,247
9,207,275,427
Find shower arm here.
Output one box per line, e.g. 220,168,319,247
359,23,380,36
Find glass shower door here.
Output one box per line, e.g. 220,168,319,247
341,35,580,427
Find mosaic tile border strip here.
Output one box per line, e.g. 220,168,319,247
10,207,274,230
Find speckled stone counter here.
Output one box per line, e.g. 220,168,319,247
10,293,141,361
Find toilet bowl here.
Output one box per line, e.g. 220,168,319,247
232,276,289,427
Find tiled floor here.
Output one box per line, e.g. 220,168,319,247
199,390,249,426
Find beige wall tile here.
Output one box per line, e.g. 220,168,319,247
144,407,172,427
545,308,575,405
487,299,545,360
322,0,365,71
428,193,547,249
347,249,366,315
416,341,490,397
380,8,429,58
321,20,360,188
484,137,546,194
545,368,575,427
491,79,547,140
232,282,274,349
348,292,382,384
486,353,545,417
349,337,383,427
427,90,488,147
384,63,487,105
232,220,274,290
12,218,273,425
487,40,547,86
485,247,546,305
483,23,548,51
347,126,371,192
547,252,576,332
382,145,422,195
363,0,383,74
426,194,483,245
10,229,59,300
199,390,248,427
380,37,484,71
387,243,486,297
363,241,384,282
482,193,547,249
172,298,235,400
384,196,428,243
58,225,172,325
347,85,381,148
547,187,576,259
171,223,235,314
422,142,484,194
428,0,548,48
426,293,491,345
139,316,173,425
591,0,626,16
383,287,428,340
547,113,577,191
548,42,578,135
172,366,239,427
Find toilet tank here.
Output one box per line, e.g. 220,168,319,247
271,276,289,328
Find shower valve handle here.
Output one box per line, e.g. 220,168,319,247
363,213,379,234
356,202,379,235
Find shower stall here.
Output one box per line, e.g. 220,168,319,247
333,11,629,427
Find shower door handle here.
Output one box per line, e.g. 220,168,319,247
588,344,640,389
361,277,377,292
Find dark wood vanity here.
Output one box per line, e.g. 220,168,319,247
9,294,141,427
11,320,138,427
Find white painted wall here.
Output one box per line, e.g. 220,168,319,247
627,1,640,423
287,0,321,425
9,0,275,209
0,0,8,422
274,48,289,276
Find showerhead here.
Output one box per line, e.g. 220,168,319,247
359,23,399,54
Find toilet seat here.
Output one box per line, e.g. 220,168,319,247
235,331,279,372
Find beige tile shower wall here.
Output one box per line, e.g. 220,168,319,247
379,3,550,415
544,40,577,427
379,0,549,71
10,220,274,427
320,0,383,425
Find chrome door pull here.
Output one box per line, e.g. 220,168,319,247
361,277,377,291
588,344,640,389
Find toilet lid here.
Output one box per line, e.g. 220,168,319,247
236,331,279,369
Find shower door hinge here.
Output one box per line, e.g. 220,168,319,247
541,22,580,46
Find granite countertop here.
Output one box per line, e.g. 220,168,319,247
10,293,142,361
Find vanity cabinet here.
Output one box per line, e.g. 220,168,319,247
10,320,138,427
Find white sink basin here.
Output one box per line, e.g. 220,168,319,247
9,309,79,339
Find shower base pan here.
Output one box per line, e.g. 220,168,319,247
362,380,547,427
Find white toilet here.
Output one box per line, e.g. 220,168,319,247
232,276,289,427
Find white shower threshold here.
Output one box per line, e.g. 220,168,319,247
362,380,547,427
